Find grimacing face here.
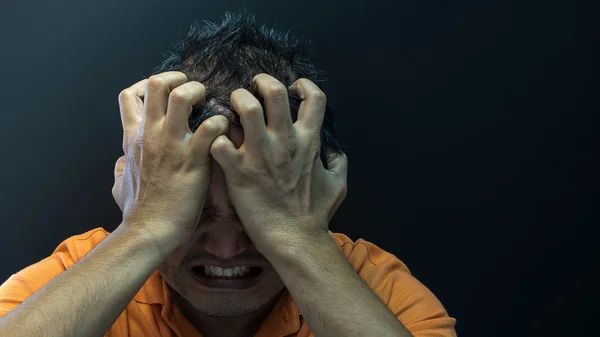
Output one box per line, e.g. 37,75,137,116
156,125,287,318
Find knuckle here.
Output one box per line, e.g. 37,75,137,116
240,102,263,115
211,137,229,151
265,83,288,98
310,90,327,103
147,75,167,90
118,89,134,103
168,88,189,106
198,119,222,134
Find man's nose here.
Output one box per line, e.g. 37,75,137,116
198,156,254,260
199,211,253,260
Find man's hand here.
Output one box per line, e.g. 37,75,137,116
209,73,348,254
114,71,229,250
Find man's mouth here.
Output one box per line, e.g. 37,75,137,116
190,265,264,290
193,265,263,278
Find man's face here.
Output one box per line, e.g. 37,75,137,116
157,125,286,318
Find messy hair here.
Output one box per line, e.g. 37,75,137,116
150,9,345,168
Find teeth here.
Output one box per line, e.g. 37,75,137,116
204,265,252,277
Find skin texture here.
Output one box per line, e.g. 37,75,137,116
0,70,415,337
112,72,348,337
155,126,289,336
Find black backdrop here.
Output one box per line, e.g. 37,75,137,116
0,0,597,336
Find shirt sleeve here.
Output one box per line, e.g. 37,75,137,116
293,236,457,337
356,240,457,337
0,228,110,319
385,268,457,336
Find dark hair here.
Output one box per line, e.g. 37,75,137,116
150,9,345,168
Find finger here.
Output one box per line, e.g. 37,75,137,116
328,153,348,221
210,134,239,172
288,79,327,138
118,78,148,148
326,152,348,176
112,156,126,212
251,73,293,134
114,155,126,179
144,71,189,125
189,115,230,166
165,81,206,139
230,89,268,152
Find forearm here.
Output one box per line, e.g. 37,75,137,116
266,232,413,337
0,223,170,337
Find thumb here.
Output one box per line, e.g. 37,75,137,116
112,156,126,212
114,156,126,180
326,152,348,177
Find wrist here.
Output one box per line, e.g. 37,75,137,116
260,228,335,265
118,221,184,259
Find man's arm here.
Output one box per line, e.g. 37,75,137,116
0,223,172,337
265,231,414,337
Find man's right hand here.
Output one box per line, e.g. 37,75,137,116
114,71,229,250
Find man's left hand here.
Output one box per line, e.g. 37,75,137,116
209,73,348,254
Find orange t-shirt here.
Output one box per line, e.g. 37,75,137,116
0,228,456,337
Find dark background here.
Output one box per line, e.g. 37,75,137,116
0,0,597,336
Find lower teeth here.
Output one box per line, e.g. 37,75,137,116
208,274,249,278
195,267,261,278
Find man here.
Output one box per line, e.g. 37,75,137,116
0,10,456,337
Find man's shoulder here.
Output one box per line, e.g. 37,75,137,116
61,227,112,246
0,227,114,316
328,231,457,336
50,227,112,263
64,227,111,242
328,231,411,277
14,227,112,280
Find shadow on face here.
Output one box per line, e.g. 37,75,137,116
157,125,287,318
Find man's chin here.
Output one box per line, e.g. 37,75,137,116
181,281,287,319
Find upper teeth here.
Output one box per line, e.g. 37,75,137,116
204,265,251,277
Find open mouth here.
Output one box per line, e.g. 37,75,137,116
190,266,265,290
192,266,263,278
